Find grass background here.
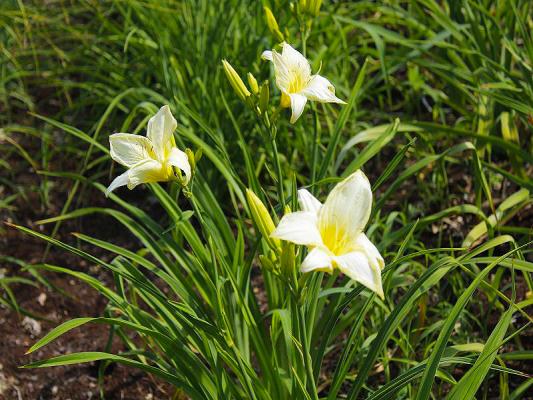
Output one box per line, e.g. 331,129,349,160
1,0,532,398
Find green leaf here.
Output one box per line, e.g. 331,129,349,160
463,189,531,247
415,245,523,400
447,307,514,400
23,352,206,398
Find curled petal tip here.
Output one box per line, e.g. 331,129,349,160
261,50,273,61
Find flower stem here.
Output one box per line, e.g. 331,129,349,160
297,302,319,400
310,104,320,188
301,26,307,57
260,113,285,208
270,132,286,208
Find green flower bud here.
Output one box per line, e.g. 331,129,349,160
259,254,276,272
185,148,196,172
222,59,251,101
247,72,259,95
194,148,203,163
259,81,270,114
246,189,280,251
310,0,322,16
300,0,322,16
264,6,284,42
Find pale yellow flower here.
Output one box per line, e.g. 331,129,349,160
262,43,345,123
106,105,191,195
271,171,385,298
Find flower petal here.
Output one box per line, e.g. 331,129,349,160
261,50,273,61
289,93,307,123
271,50,291,92
147,105,177,160
281,43,311,81
168,147,191,184
127,159,166,189
354,233,385,271
334,251,384,299
298,188,322,214
301,75,346,104
271,211,322,246
301,247,333,273
105,170,129,196
109,133,153,167
318,170,372,251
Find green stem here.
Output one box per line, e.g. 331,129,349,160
259,112,285,208
310,104,320,188
301,26,307,57
270,133,286,208
297,303,319,400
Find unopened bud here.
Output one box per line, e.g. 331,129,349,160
310,0,322,16
278,205,295,273
246,189,280,251
185,148,196,172
280,241,295,275
247,72,259,94
259,254,276,271
300,0,322,16
259,81,270,114
264,6,284,42
222,59,251,101
194,148,203,163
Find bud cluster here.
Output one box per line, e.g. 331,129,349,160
298,0,323,17
222,60,271,117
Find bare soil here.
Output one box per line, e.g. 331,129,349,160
0,226,174,400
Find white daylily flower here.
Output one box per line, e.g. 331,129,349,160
261,42,346,123
271,170,385,298
106,105,191,196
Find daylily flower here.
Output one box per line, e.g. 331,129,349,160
261,42,345,123
106,105,191,196
271,170,385,298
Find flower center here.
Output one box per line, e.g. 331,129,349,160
287,69,308,93
320,225,354,256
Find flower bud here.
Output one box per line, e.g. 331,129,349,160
310,0,322,16
259,254,276,272
278,205,296,274
185,148,196,173
194,148,203,163
246,189,280,251
222,60,251,101
280,241,295,276
264,6,284,42
247,72,259,95
259,81,270,114
300,0,322,16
